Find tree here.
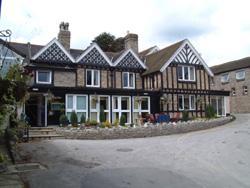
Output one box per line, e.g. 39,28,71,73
93,32,124,52
93,32,115,52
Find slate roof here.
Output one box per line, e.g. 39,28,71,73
139,46,157,57
211,57,250,75
142,40,185,75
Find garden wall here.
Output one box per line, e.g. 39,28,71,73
56,116,233,140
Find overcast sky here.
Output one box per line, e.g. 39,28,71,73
1,0,250,66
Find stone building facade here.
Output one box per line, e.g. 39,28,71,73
211,58,250,113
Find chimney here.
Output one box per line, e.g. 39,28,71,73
58,22,71,51
124,32,138,52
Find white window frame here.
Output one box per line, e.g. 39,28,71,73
178,95,196,111
235,70,245,80
221,73,229,83
178,66,196,81
132,96,150,115
36,70,52,84
90,95,110,122
122,72,135,89
86,69,100,87
112,96,131,124
65,94,88,121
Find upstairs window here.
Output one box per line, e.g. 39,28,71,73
236,70,245,80
123,72,135,88
86,69,100,87
231,87,236,96
177,66,195,81
36,70,51,84
221,73,229,83
243,86,248,95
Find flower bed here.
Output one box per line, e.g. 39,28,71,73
55,116,233,140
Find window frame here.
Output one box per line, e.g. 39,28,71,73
243,86,248,95
221,73,229,83
122,72,135,89
178,95,196,111
36,70,52,84
177,66,196,82
235,70,245,81
86,69,100,87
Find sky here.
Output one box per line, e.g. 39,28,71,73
1,0,250,66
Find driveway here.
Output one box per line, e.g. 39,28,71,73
18,114,250,188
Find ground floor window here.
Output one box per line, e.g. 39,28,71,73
178,95,196,111
90,95,110,122
112,96,131,124
211,96,226,116
132,96,150,122
66,95,88,122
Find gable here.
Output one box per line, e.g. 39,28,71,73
32,38,74,63
76,43,112,67
114,50,146,69
160,40,214,76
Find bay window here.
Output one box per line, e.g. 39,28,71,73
86,69,100,87
66,95,88,122
177,66,195,81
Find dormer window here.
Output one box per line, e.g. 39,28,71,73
36,70,52,84
177,66,195,81
86,69,100,87
236,70,245,81
122,72,135,89
221,73,229,83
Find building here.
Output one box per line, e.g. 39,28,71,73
4,22,229,126
211,57,250,113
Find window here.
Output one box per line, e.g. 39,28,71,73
66,95,88,122
243,86,248,95
236,70,245,80
231,88,236,96
123,72,135,88
112,96,131,124
178,95,196,110
36,70,51,84
133,96,150,123
177,66,195,81
90,95,110,122
86,69,100,87
221,74,229,83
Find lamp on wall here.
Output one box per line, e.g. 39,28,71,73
135,95,143,105
92,92,98,103
160,93,171,104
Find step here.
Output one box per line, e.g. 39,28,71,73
23,134,64,141
29,127,55,131
29,130,56,135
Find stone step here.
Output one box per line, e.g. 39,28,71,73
29,127,55,131
23,134,63,141
29,129,56,135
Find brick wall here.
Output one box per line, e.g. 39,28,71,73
54,71,76,87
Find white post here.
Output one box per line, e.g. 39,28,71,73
44,95,48,127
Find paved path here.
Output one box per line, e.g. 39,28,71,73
18,114,250,188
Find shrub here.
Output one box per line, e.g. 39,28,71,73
182,110,189,122
103,120,111,128
119,115,126,126
80,114,86,124
59,114,68,127
89,120,98,126
205,105,216,119
113,118,119,127
99,106,105,123
70,111,78,127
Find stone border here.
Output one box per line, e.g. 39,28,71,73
55,116,234,140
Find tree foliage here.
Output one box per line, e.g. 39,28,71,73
93,32,124,52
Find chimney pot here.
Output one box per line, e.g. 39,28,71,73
124,33,138,52
58,22,71,51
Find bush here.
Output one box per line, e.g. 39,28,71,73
80,114,86,124
103,120,111,128
119,115,126,126
182,110,189,122
70,111,78,127
89,120,98,126
99,106,105,123
59,114,69,127
205,105,216,119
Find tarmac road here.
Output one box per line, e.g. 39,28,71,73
18,114,250,188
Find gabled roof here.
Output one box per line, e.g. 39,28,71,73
32,38,75,62
143,39,214,77
76,43,113,66
211,57,250,75
113,49,147,69
143,40,184,75
139,46,159,57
